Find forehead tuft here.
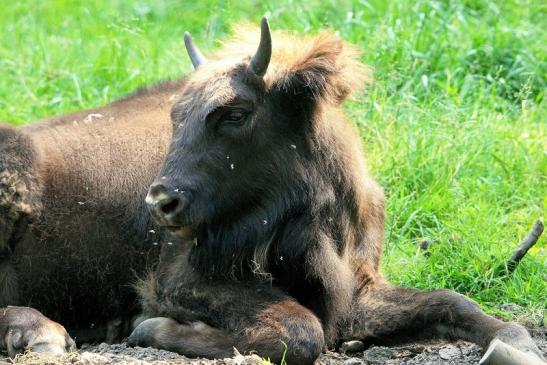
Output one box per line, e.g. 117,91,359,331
201,23,370,94
177,62,253,121
175,23,371,121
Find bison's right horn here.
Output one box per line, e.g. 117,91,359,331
250,17,272,77
184,32,207,69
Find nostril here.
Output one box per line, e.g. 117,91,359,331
160,198,180,215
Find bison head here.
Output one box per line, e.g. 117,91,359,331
146,18,372,275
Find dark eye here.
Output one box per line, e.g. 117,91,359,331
221,109,248,126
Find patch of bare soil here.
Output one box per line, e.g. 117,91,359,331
3,332,544,365
3,319,545,365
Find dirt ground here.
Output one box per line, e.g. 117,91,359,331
3,331,545,365
3,313,546,365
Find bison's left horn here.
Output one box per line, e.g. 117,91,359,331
250,17,272,77
184,32,207,69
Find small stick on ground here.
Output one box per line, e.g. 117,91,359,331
499,220,544,275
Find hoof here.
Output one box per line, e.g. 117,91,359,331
127,317,176,348
491,323,544,361
479,339,546,365
3,306,75,358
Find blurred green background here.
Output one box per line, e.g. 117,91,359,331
0,0,545,320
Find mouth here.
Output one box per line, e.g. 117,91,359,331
165,225,197,240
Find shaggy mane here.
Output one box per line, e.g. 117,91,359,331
212,24,372,104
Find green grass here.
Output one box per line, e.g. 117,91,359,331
1,0,545,320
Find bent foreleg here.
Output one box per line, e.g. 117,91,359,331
130,277,324,364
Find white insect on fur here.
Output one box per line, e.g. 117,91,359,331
230,163,235,170
290,144,296,149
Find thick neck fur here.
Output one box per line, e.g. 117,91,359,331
185,27,383,304
189,105,369,282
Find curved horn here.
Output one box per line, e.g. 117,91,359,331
184,32,207,69
250,17,272,77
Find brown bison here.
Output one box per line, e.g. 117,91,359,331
0,78,184,354
0,17,542,364
127,18,543,364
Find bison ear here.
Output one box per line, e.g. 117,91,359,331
272,33,371,105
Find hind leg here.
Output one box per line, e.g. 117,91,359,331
346,284,543,360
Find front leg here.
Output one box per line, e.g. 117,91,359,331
129,276,324,365
0,306,75,357
128,318,235,358
346,284,544,361
302,238,355,345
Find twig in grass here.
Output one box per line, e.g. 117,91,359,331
497,220,543,276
